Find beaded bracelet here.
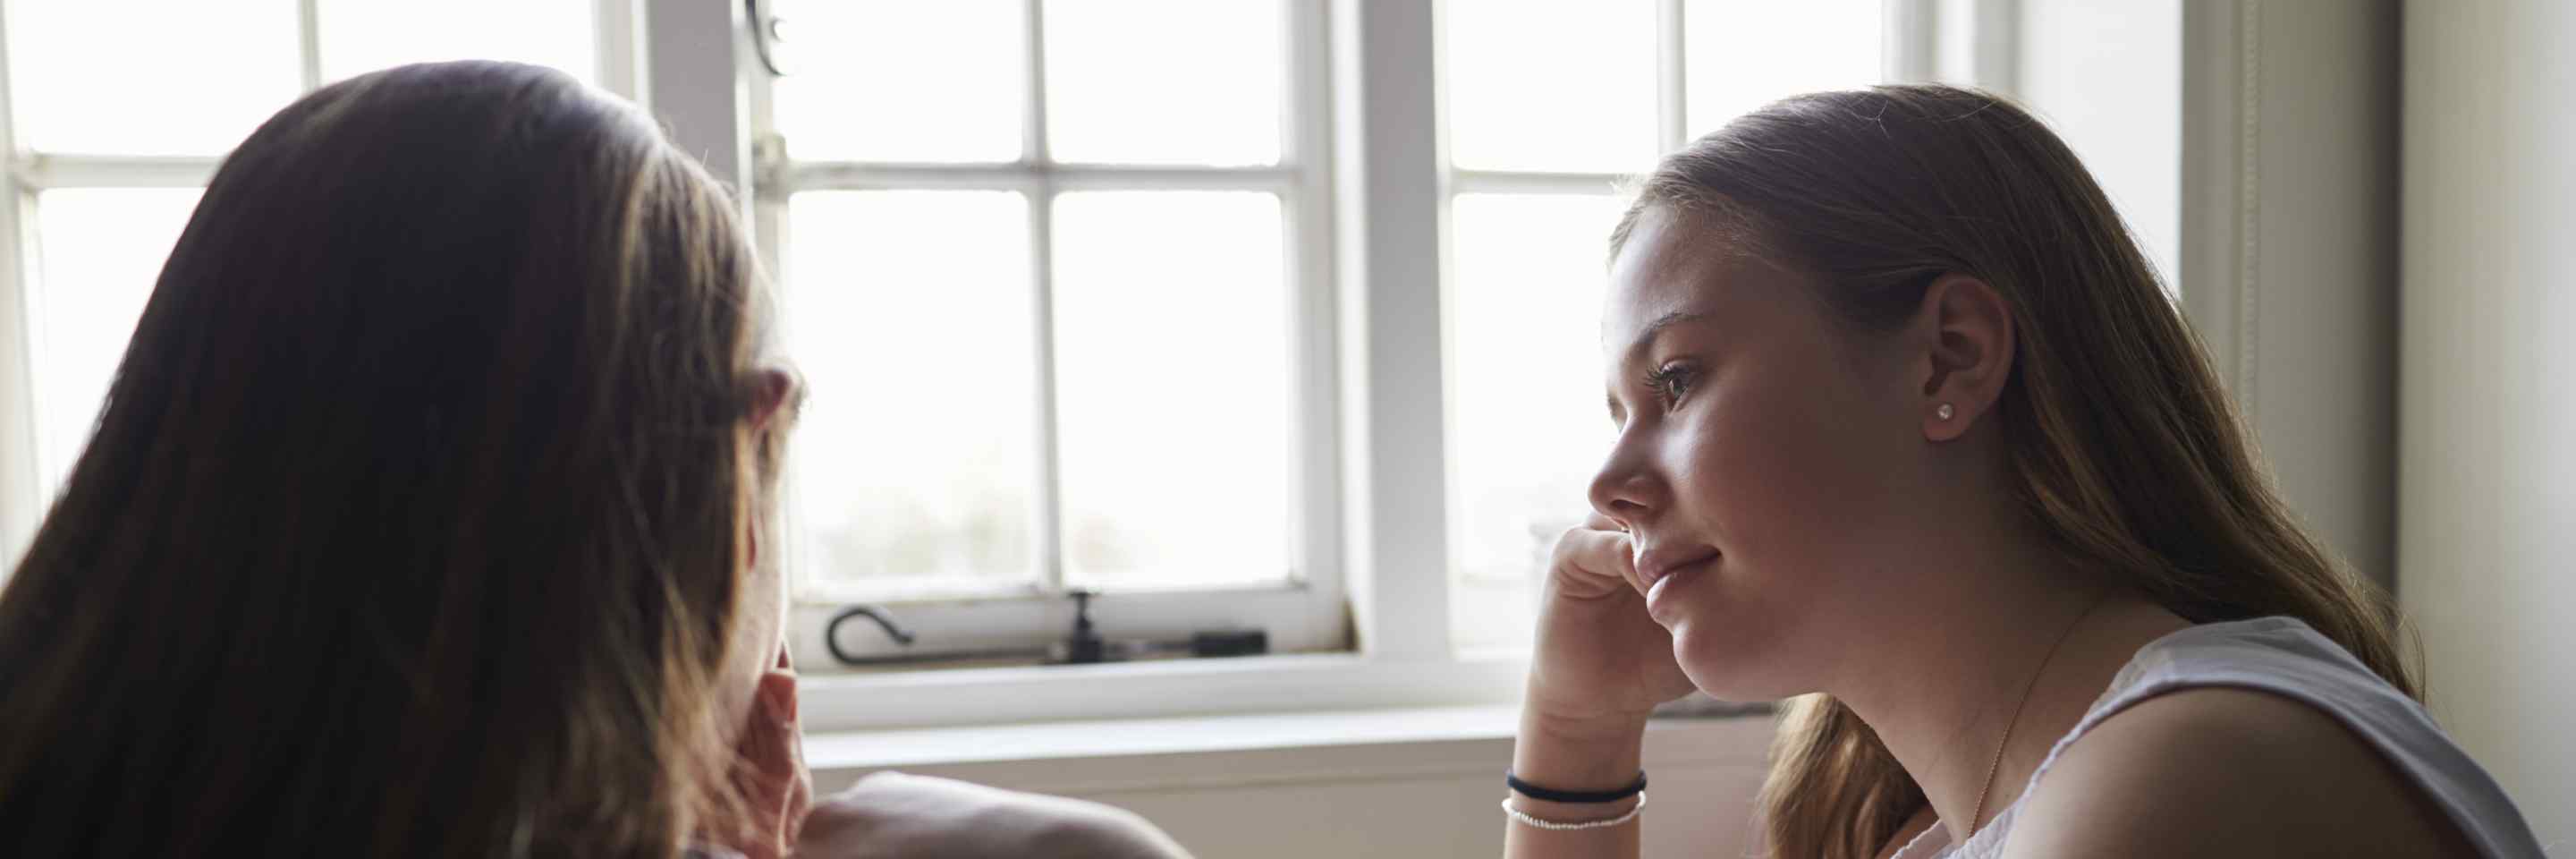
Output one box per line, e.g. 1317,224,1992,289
1500,792,1648,831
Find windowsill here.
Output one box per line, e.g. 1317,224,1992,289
803,702,1779,791
807,703,1530,771
793,651,1536,733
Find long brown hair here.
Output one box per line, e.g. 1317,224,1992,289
1611,85,2413,859
0,62,784,856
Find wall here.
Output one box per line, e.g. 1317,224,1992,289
809,708,1774,859
2012,0,2405,593
2015,0,2183,285
2401,0,2576,844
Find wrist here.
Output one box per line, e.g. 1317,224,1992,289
1513,709,1648,795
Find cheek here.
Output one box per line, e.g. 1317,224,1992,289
1658,370,1907,694
1674,373,1887,561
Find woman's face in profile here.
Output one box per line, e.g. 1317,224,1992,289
1591,208,1930,701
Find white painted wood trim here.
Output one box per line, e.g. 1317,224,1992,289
1885,0,1939,83
9,155,218,189
1972,0,2020,93
2180,0,2250,387
2179,0,2399,587
0,1,37,571
776,161,1299,194
801,705,1776,859
294,0,323,90
804,703,1771,786
594,0,646,102
756,1,1350,663
643,0,752,205
1657,0,1687,149
1330,0,1453,660
798,652,1527,733
1449,169,1628,196
1284,0,1351,651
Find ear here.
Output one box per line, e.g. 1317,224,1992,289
1911,275,2015,442
747,367,800,432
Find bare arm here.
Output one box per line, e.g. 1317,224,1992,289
798,772,1194,859
1504,518,1698,859
2000,688,2478,859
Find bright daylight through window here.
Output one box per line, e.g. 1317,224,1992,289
760,0,1323,645
1,0,1889,677
2,0,600,500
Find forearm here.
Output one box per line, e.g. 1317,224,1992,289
1502,710,1649,859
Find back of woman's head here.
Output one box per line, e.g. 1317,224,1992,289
1612,84,2411,858
0,61,778,856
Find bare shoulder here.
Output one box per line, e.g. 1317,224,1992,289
2000,687,2479,859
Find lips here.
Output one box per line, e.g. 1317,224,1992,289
1635,543,1719,623
1632,545,1720,591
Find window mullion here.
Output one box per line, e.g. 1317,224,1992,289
1284,0,1344,650
594,0,646,102
1331,0,1453,660
1026,183,1063,593
0,4,40,568
1022,0,1065,592
641,0,753,217
1023,0,1050,167
1883,0,1938,84
296,0,324,91
1657,0,1685,152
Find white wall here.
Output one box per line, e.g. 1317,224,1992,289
810,709,1773,859
2015,0,2404,594
2401,0,2576,845
2225,0,2402,590
2014,0,2184,286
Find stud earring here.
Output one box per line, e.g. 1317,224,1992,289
1936,403,1955,421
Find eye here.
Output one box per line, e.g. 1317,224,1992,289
1643,361,1698,405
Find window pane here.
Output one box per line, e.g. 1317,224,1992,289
1445,0,1657,173
318,0,595,85
5,0,300,155
1684,0,1883,137
785,191,1040,594
29,189,204,495
1448,192,1626,651
774,0,1023,163
1044,0,1280,166
1052,191,1291,589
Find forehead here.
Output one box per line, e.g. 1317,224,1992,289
1601,207,1777,354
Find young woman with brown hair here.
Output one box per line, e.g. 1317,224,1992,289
0,61,1186,859
1502,86,2545,858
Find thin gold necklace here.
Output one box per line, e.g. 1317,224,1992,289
1964,591,2107,840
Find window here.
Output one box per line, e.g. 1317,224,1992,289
753,0,1343,658
0,1,624,548
1,0,1903,730
1443,0,1885,651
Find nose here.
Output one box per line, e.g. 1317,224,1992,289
1586,430,1665,529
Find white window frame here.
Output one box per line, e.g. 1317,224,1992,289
0,0,653,571
734,0,1350,664
645,0,1517,730
1,0,1954,733
756,0,1944,732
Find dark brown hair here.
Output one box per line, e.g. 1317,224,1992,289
1612,85,2413,859
0,61,783,856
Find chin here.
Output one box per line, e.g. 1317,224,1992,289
1667,611,1806,702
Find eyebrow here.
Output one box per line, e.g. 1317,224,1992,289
1623,310,1710,362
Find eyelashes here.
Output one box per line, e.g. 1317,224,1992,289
1642,361,1698,404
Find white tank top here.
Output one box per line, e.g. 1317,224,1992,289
1892,616,2547,859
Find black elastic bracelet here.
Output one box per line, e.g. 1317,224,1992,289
1505,770,1648,804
